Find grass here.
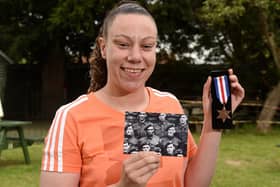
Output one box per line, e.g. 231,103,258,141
196,125,280,187
0,144,42,187
0,124,280,187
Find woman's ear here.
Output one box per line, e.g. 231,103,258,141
98,37,106,59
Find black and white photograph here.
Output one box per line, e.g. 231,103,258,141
123,111,188,157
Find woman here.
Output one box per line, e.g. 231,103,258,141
40,1,245,187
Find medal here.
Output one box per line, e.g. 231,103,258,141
217,105,231,122
213,75,231,123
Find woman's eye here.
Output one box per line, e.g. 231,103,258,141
118,43,129,48
142,44,154,50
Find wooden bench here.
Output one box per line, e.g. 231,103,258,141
0,120,36,164
5,136,44,147
180,99,280,131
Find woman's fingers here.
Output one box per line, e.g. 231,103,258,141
203,76,211,100
228,69,245,112
124,152,160,172
121,151,161,186
202,76,212,118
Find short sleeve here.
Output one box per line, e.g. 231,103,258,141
187,129,197,159
41,106,82,173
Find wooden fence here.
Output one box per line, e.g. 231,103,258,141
179,100,280,131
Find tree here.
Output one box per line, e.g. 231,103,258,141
1,0,278,123
0,0,67,119
255,2,280,132
198,0,280,132
0,0,196,119
48,0,195,62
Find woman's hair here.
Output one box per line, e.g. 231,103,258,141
88,0,155,92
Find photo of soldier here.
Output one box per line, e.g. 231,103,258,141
153,113,170,137
174,148,184,157
124,124,138,147
124,112,188,156
123,139,130,154
139,142,151,152
131,112,148,138
160,124,182,152
139,122,161,148
164,142,176,156
176,114,188,142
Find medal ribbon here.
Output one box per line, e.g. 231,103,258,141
214,75,230,104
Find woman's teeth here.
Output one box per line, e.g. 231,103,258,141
123,68,143,73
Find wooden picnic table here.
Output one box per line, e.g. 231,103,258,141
0,120,32,164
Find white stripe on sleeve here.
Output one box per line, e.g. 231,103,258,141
43,95,87,172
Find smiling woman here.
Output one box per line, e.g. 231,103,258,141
39,1,245,187
98,13,157,96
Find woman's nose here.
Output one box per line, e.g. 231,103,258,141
127,46,141,63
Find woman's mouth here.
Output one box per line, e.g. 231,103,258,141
121,67,144,73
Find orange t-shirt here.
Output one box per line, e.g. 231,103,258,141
41,87,197,187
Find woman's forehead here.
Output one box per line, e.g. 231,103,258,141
107,14,157,38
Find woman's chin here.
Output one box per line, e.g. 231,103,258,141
121,82,145,93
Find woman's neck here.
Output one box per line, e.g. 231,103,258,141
95,86,149,112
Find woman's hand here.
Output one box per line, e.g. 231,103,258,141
202,68,245,132
185,69,245,186
114,151,160,187
228,69,245,112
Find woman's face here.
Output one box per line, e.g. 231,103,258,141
100,14,157,94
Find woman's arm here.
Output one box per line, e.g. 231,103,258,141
40,151,160,187
40,171,80,187
185,69,245,187
185,121,222,187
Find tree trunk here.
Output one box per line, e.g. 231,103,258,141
256,9,280,132
256,82,280,133
259,10,280,70
41,42,65,120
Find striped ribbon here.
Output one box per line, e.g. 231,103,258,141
213,75,230,104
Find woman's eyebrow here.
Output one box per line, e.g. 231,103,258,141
113,34,157,41
113,34,130,39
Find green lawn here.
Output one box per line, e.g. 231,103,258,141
209,126,280,187
0,144,42,187
0,125,279,187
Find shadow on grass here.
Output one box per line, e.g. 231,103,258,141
0,159,26,167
